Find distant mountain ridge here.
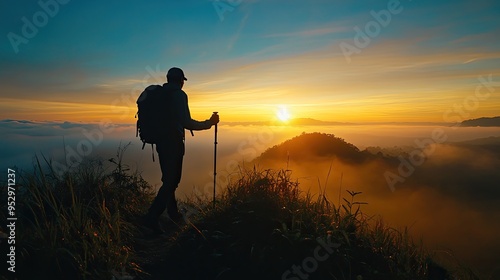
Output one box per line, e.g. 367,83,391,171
460,116,500,127
223,119,456,126
286,118,351,126
455,136,500,146
224,118,352,126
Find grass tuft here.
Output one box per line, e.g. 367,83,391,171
0,144,153,279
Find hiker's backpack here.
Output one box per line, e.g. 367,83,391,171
135,84,173,161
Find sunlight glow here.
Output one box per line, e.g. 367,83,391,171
277,105,291,122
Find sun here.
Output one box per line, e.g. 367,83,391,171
276,105,291,122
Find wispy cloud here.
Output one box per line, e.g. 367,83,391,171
265,25,349,38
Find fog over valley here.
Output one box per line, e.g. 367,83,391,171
2,120,500,276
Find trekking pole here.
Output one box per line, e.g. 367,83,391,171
213,112,218,209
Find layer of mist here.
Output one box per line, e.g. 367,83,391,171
2,120,500,277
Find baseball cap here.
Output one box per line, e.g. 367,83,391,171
167,67,187,81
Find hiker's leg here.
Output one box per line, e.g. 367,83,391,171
148,137,184,220
148,188,167,219
164,138,184,219
147,140,175,219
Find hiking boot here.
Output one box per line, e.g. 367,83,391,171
142,215,164,234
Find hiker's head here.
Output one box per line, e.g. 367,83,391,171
167,67,187,88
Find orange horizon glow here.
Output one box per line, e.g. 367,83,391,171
2,37,499,124
2,47,499,125
2,99,499,124
3,88,498,124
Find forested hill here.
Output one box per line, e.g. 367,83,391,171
460,116,500,127
255,132,375,164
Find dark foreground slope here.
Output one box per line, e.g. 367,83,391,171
141,169,455,280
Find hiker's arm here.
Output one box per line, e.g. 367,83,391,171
176,91,213,130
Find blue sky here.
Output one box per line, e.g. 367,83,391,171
1,0,499,122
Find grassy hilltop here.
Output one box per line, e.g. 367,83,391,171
0,136,482,280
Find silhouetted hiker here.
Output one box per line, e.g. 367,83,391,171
143,67,219,234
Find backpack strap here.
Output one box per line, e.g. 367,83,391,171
136,120,139,137
141,141,155,161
